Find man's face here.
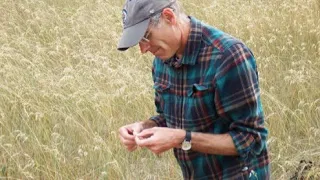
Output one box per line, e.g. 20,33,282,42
138,13,181,61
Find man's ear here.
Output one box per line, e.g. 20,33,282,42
161,8,177,25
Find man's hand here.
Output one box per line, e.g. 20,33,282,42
135,127,185,155
118,122,144,152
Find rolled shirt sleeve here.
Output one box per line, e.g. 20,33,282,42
214,43,268,161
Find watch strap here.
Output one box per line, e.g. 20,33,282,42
185,131,191,141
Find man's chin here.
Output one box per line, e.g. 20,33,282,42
155,54,173,61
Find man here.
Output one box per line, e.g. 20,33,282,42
118,0,270,179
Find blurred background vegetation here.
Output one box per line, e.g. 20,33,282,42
0,0,319,179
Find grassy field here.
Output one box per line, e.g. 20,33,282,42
0,0,319,179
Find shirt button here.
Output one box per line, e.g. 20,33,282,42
242,167,248,171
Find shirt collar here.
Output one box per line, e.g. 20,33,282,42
164,16,202,67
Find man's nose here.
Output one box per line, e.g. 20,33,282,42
139,42,150,54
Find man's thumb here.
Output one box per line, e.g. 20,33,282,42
136,128,155,139
132,123,143,136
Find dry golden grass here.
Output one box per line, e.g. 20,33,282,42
0,0,319,179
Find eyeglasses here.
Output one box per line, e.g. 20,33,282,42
140,29,151,44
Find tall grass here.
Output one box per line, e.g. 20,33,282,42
0,0,319,179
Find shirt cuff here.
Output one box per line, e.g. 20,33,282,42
229,131,265,162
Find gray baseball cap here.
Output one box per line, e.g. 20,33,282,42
117,0,176,51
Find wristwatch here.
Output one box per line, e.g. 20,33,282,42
181,131,192,151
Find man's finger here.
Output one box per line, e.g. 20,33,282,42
135,135,154,147
136,128,155,139
119,127,135,141
127,145,137,152
132,125,142,135
123,139,136,146
120,136,136,146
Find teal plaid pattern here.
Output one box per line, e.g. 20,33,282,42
149,17,270,179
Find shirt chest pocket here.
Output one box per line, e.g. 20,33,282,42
184,83,217,131
153,81,217,131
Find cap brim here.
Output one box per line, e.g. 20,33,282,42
117,19,150,51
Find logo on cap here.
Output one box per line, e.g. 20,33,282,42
122,9,127,26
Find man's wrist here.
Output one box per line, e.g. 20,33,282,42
141,120,157,129
174,129,187,148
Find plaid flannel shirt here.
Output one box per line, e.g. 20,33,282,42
149,16,270,179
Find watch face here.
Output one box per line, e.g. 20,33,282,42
182,141,191,151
